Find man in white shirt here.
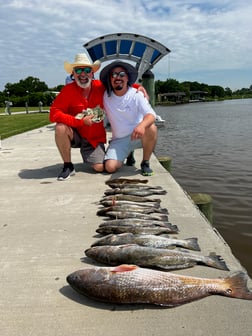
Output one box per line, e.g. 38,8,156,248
100,61,157,176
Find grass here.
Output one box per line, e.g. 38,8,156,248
0,108,51,139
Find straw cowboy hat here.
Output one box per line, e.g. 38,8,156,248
100,61,138,86
64,53,101,74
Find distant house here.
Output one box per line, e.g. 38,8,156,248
189,91,208,102
157,92,186,104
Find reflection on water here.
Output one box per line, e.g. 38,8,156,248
155,99,252,276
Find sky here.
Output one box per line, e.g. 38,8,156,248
0,0,251,91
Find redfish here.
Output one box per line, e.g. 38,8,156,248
66,264,252,307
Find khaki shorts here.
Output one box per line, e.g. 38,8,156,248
71,129,105,165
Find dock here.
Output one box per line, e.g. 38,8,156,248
1,124,251,336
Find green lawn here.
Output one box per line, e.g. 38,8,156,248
0,109,52,139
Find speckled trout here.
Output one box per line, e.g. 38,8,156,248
96,225,178,235
66,264,252,307
97,205,168,216
85,244,229,270
91,233,200,251
105,178,149,186
101,194,161,203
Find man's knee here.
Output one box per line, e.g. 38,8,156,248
105,160,121,173
92,163,104,173
150,123,157,135
55,124,73,143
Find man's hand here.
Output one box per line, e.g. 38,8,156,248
131,124,145,140
137,86,149,100
83,115,94,126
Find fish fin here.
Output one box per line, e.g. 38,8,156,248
224,272,252,300
159,261,197,270
111,264,139,273
206,253,229,270
185,238,201,251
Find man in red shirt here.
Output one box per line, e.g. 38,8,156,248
50,54,106,180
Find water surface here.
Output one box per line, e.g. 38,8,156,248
155,99,252,276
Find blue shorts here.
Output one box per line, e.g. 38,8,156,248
105,134,141,162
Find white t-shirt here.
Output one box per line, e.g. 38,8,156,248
103,87,156,139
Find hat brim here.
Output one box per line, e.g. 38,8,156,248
64,60,101,74
100,61,138,86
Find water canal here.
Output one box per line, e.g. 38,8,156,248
155,98,252,277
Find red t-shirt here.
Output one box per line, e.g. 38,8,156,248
50,80,106,148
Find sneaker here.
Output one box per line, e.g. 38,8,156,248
126,151,136,166
57,165,76,181
141,160,154,176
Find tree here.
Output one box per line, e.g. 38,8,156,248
3,76,48,97
209,85,225,98
225,87,232,96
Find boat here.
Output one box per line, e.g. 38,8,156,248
155,114,165,127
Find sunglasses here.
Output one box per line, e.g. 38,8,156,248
74,67,92,75
110,71,127,78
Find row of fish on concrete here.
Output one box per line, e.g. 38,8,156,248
67,178,252,307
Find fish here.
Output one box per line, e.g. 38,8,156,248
104,188,167,196
105,178,149,186
100,200,161,208
103,211,169,221
101,194,161,203
98,218,174,228
66,264,252,307
96,225,178,235
96,205,168,216
91,233,200,251
85,244,229,270
107,184,163,190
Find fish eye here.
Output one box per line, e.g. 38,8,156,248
226,288,232,294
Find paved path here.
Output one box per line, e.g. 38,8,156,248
1,125,251,336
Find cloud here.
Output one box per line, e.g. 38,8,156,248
0,0,251,91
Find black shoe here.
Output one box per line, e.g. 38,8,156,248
57,165,76,181
126,151,136,166
141,160,154,176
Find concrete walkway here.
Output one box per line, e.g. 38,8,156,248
0,124,251,336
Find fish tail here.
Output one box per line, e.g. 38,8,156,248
156,190,167,195
96,208,109,216
157,214,169,221
223,272,252,300
159,208,169,214
185,238,201,251
169,224,179,233
205,253,229,270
